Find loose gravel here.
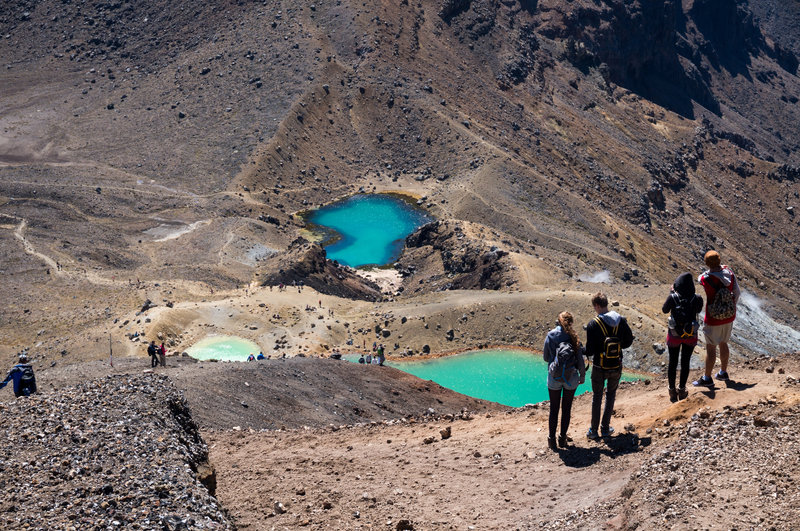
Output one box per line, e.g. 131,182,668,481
0,374,232,530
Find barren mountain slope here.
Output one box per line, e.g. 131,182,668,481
0,0,798,368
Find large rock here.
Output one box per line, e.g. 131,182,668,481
258,238,381,301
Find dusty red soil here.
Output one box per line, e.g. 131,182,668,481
205,353,800,530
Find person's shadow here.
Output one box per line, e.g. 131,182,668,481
557,433,651,468
697,378,756,398
724,379,756,392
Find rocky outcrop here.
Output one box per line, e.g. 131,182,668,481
0,375,231,529
258,238,382,301
533,0,797,117
398,221,514,293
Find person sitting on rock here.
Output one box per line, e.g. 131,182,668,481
256,352,266,360
247,353,256,362
0,353,37,397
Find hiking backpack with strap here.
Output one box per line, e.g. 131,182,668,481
707,275,736,320
670,293,698,338
593,316,622,370
549,341,578,382
19,365,36,396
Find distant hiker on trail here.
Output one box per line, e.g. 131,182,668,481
543,311,586,450
585,292,634,440
693,250,740,387
377,344,386,366
147,341,159,368
662,272,703,402
358,354,366,364
0,353,37,397
159,342,167,367
365,353,372,364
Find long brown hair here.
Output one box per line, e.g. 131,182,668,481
557,311,580,351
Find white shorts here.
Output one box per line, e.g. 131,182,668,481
703,322,734,346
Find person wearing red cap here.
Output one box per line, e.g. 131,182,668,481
694,250,740,387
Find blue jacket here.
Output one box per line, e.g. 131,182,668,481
543,326,586,390
0,364,37,397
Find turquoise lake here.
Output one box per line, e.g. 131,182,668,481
186,336,263,362
307,194,431,268
345,349,638,407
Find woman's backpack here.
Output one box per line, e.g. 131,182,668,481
669,293,699,338
548,341,578,382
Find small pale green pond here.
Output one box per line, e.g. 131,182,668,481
306,194,431,268
186,336,263,362
345,349,639,407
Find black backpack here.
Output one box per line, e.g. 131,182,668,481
593,316,622,370
19,364,36,396
549,341,578,382
670,293,698,338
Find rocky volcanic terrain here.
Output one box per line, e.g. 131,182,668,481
2,0,800,529
0,374,231,530
1,0,799,367
2,351,798,530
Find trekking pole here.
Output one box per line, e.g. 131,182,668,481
109,334,113,367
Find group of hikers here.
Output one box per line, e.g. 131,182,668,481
147,341,168,368
543,250,739,450
358,343,386,365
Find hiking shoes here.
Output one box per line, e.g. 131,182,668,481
558,434,570,448
600,426,615,437
692,375,714,387
586,428,599,440
678,388,688,400
715,370,730,381
547,437,558,451
668,388,678,403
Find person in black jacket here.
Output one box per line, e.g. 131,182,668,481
585,292,634,440
147,341,159,368
662,272,704,402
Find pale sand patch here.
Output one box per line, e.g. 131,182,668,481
145,219,211,242
356,267,402,293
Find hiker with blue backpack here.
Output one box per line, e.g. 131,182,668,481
662,272,704,402
0,353,37,398
543,311,586,450
585,292,634,440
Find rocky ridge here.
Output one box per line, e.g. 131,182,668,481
0,375,231,530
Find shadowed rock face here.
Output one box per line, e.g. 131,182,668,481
258,238,382,301
399,221,514,293
531,0,798,117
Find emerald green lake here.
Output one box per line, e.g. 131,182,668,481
186,335,262,362
345,349,638,407
307,194,431,268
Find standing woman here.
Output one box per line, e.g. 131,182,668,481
662,272,703,401
543,311,586,450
